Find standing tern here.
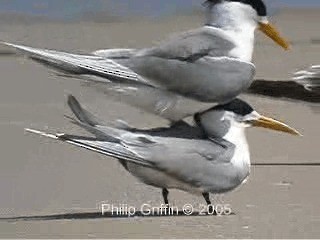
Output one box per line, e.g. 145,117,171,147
26,96,300,206
2,0,290,119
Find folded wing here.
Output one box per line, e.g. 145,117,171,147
25,128,155,168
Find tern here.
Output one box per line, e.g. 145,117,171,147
2,0,290,120
26,96,300,206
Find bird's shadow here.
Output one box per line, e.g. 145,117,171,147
0,211,235,222
247,79,320,103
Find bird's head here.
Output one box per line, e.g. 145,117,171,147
195,98,301,138
204,0,290,50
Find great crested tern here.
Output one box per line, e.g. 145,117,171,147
26,96,300,206
2,0,290,120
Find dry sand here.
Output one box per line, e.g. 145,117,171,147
0,8,319,238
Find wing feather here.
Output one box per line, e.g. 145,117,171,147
140,27,235,61
25,128,155,168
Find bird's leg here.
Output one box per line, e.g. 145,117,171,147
202,192,215,214
162,188,169,207
202,192,211,205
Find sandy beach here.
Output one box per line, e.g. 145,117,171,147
0,8,319,238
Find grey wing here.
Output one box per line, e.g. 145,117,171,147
113,27,254,103
139,27,235,61
125,56,255,102
124,136,230,163
118,135,236,190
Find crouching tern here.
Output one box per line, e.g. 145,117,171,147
2,0,290,119
26,96,300,206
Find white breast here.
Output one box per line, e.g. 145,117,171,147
223,126,251,175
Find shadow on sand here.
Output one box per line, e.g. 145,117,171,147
248,79,320,103
0,211,235,222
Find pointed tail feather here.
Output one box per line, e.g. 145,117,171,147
1,42,85,73
66,95,128,140
2,42,144,84
25,128,153,168
66,95,134,130
65,95,112,139
67,95,100,126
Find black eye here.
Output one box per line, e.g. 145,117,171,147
243,119,252,124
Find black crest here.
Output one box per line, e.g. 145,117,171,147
206,0,267,16
212,99,254,116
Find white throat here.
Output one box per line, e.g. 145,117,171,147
223,125,251,169
206,2,259,62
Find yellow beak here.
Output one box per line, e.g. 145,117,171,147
259,22,290,50
252,116,301,136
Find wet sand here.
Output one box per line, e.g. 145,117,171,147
0,8,320,238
